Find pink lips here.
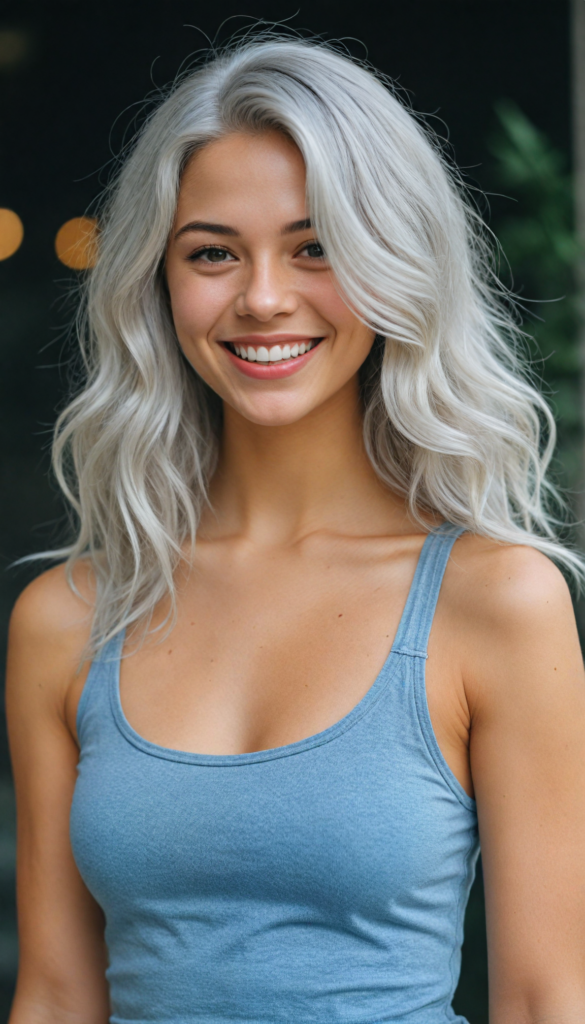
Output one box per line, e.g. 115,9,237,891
221,335,323,380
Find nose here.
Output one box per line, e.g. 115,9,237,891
235,254,298,322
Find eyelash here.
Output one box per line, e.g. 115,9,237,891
186,242,327,264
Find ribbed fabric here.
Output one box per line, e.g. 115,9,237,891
71,523,479,1024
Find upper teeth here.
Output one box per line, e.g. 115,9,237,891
232,341,315,362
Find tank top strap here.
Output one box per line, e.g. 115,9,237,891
391,522,465,659
76,628,126,739
93,629,125,672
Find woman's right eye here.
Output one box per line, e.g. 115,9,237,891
188,246,235,264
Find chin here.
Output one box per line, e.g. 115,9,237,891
231,394,319,428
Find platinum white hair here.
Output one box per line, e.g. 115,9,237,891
49,36,584,650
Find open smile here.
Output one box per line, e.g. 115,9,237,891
225,338,323,363
221,336,325,380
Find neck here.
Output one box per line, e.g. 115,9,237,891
201,377,412,544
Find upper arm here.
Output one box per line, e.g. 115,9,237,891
458,543,585,1022
6,565,110,1024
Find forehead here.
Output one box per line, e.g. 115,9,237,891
175,131,308,225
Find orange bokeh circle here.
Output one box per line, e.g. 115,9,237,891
55,216,99,269
0,208,24,260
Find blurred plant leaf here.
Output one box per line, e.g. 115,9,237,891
489,101,581,488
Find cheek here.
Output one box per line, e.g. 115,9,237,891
167,271,229,347
166,281,223,394
307,277,363,338
304,276,348,326
165,269,235,402
307,280,373,364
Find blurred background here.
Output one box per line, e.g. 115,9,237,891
0,1,582,1021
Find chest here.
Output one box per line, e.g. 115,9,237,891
91,534,471,797
73,678,478,917
120,538,421,754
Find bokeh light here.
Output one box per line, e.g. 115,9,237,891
0,209,24,260
0,30,31,72
55,216,99,270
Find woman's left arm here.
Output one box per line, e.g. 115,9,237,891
462,544,585,1024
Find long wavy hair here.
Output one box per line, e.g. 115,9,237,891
49,34,584,651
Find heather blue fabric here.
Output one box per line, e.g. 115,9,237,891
71,522,479,1024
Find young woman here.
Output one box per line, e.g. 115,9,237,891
6,36,585,1024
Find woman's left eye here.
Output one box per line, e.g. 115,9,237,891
300,242,326,260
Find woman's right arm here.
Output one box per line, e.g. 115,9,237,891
6,566,110,1024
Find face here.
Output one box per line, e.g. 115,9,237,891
165,131,375,427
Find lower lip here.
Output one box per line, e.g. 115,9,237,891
223,342,323,380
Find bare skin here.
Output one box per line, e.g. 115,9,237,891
7,131,585,1024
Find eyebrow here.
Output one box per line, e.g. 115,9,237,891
282,218,312,234
174,221,238,240
174,217,313,240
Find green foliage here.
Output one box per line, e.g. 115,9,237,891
488,100,581,488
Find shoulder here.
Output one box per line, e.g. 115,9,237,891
439,533,583,715
10,560,95,649
445,532,574,636
7,561,95,716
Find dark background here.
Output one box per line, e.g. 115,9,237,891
0,1,573,1020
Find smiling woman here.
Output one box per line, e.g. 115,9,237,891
6,34,585,1024
166,132,375,406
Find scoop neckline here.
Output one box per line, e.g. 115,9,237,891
107,528,442,766
109,636,406,766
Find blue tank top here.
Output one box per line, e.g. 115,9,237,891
71,523,479,1024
